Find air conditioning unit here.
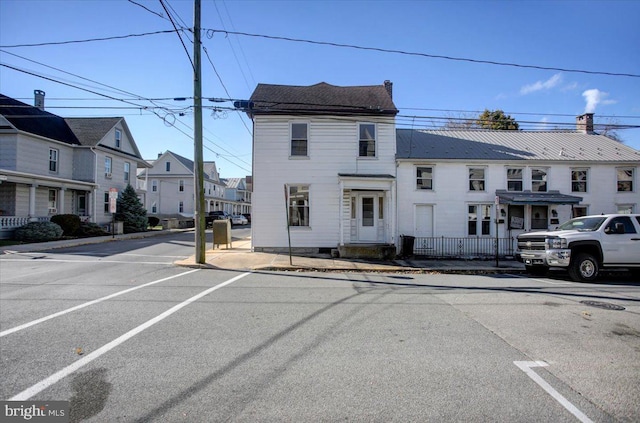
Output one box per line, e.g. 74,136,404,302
48,208,57,214
105,172,112,178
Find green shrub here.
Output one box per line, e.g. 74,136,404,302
75,222,109,238
148,216,160,228
50,214,81,236
14,221,63,242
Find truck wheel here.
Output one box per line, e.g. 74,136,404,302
525,265,547,276
568,253,599,282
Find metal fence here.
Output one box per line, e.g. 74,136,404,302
411,236,516,259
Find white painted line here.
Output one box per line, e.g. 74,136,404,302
0,269,200,338
9,271,250,401
0,258,177,265
514,361,593,423
512,274,570,285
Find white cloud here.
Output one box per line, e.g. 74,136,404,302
582,89,616,113
520,73,562,95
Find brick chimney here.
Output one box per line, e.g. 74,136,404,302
383,80,393,99
34,90,45,110
576,113,594,134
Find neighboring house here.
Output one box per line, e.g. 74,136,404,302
0,92,149,238
245,81,398,253
222,177,252,215
139,150,232,217
396,114,640,257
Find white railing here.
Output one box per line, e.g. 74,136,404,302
0,216,53,230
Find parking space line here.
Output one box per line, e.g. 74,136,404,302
9,272,251,401
0,269,200,338
514,361,593,423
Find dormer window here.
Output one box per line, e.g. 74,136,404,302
115,129,122,148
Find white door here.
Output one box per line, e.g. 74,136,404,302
357,194,378,242
415,205,433,237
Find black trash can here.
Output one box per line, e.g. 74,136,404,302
400,235,415,258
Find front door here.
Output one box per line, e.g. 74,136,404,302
357,194,378,242
76,193,86,216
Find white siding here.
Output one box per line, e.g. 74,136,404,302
253,115,396,249
396,160,640,239
15,134,75,180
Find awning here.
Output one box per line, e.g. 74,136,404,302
496,190,582,205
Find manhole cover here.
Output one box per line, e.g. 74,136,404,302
580,300,625,311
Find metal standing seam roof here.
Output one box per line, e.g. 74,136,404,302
396,129,640,162
248,82,398,116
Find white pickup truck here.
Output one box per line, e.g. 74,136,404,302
516,214,640,281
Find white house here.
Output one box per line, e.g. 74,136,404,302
245,81,398,256
222,177,252,215
396,114,640,257
245,81,640,258
139,150,246,217
0,92,149,237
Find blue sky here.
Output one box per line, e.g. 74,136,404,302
1,0,639,178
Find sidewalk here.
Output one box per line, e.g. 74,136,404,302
1,230,526,274
175,236,526,274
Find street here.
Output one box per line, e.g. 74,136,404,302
1,231,639,422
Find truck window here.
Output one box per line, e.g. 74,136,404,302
604,217,637,234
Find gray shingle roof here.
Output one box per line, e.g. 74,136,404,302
65,117,121,146
248,82,398,116
0,94,80,145
396,129,640,162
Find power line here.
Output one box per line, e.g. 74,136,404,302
127,0,166,20
159,0,194,71
206,29,640,79
0,30,182,48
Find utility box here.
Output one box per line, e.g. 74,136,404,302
213,219,231,249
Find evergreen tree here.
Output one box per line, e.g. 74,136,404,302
476,109,520,130
115,184,148,233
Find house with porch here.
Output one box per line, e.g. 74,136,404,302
244,81,398,257
138,150,250,219
0,92,149,238
244,80,640,258
396,115,640,257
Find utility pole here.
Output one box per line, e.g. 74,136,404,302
193,0,205,264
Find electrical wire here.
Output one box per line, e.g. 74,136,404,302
206,29,640,79
159,0,194,71
0,30,182,48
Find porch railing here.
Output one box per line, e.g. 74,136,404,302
412,236,516,259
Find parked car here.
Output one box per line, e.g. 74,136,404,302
516,214,640,281
206,211,231,227
231,215,248,226
242,213,251,223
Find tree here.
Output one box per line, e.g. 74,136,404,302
599,118,623,143
115,184,148,233
476,109,519,130
442,112,478,130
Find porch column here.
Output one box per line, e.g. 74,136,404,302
28,184,36,218
390,181,396,246
91,188,97,223
58,188,66,214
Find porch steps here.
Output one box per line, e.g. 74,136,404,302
338,244,396,261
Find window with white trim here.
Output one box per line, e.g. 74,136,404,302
617,204,634,214
288,185,310,227
179,180,185,192
469,168,485,191
115,129,122,148
358,123,376,157
506,168,523,191
165,161,171,172
48,189,57,212
531,168,548,192
105,156,112,177
179,201,184,213
416,167,433,190
152,180,158,192
124,162,130,182
617,168,634,192
290,122,308,157
572,206,588,218
104,192,110,213
49,148,58,172
468,204,491,236
571,168,588,192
